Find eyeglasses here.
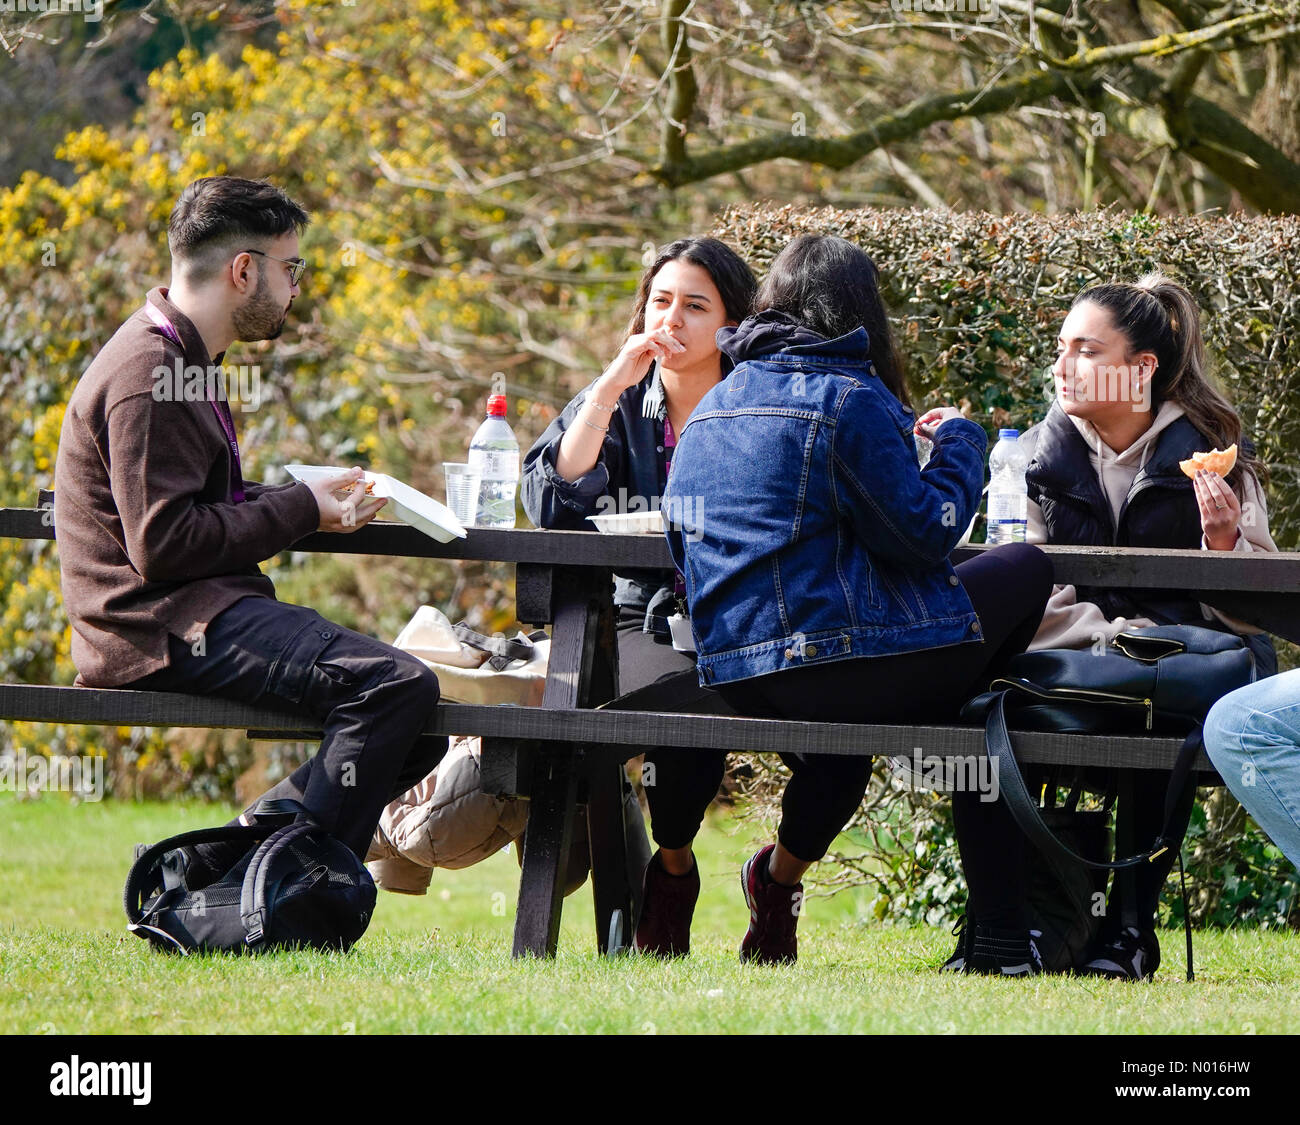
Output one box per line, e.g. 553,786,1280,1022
241,248,307,286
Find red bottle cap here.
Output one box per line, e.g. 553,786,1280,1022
486,394,508,417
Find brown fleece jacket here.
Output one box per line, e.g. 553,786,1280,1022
54,286,320,687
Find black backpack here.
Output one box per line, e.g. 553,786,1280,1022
124,801,376,955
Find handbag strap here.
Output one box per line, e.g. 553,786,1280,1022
1176,847,1195,982
985,690,1201,871
452,622,534,671
985,690,1200,981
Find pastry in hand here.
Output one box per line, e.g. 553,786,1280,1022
1178,444,1237,479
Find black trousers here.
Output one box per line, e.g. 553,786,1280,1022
643,544,1055,862
129,595,447,860
615,609,716,853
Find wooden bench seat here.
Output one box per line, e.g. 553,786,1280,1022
0,681,1206,770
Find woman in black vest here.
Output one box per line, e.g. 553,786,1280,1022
949,273,1277,979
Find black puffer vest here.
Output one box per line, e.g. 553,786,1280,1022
1025,404,1271,675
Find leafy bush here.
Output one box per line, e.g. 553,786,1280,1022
713,203,1300,547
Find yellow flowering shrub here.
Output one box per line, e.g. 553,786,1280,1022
0,1,665,795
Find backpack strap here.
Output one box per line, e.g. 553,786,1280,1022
123,799,313,926
239,821,319,950
124,823,272,925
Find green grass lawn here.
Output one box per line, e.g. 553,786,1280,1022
3,796,1299,1035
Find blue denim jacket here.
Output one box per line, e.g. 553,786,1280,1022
663,314,989,686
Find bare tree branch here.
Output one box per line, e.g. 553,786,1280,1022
648,3,1300,213
659,0,700,170
724,55,949,208
1038,7,1286,69
1113,60,1300,211
652,66,1081,186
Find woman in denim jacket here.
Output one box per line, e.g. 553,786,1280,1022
660,234,1054,968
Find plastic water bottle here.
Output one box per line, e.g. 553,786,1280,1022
986,428,1028,545
468,394,519,529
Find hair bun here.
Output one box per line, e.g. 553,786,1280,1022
1132,271,1184,332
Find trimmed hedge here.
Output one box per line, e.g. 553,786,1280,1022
712,204,1300,547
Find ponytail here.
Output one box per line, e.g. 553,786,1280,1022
1074,272,1267,497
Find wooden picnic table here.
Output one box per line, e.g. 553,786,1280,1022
4,491,1300,957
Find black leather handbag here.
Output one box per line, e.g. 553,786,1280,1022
960,624,1258,978
962,624,1256,735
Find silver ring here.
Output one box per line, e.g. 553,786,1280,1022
1214,503,1226,510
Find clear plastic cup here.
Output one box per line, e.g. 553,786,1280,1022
443,462,481,528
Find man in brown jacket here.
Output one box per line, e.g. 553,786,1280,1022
55,176,445,883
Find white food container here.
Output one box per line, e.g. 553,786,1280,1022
284,464,468,543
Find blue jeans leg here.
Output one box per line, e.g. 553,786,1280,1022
1204,669,1300,872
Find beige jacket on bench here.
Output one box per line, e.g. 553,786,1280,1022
364,735,625,899
365,735,529,894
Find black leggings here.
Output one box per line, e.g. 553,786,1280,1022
615,609,724,852
646,544,1055,862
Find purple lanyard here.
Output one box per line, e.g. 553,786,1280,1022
663,417,685,599
145,300,245,503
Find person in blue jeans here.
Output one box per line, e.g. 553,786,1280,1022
1205,671,1300,871
661,234,1054,968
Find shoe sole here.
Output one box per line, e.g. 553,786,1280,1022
1080,959,1155,981
738,850,763,963
1081,936,1159,981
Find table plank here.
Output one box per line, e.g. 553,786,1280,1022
6,505,1300,592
